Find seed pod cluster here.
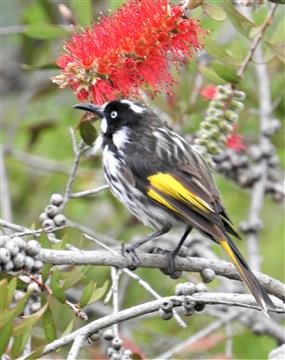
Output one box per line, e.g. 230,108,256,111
175,282,207,316
102,329,132,360
194,85,245,163
214,143,283,202
39,193,66,230
0,235,42,273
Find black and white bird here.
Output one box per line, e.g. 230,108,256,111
74,99,274,314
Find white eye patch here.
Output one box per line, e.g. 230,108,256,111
121,100,145,114
110,111,118,119
101,117,108,133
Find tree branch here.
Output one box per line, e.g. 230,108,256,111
39,248,285,302
21,292,284,359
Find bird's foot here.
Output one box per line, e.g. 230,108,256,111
151,247,182,279
121,243,140,271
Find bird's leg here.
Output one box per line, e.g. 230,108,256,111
168,226,193,275
150,226,193,278
122,225,172,270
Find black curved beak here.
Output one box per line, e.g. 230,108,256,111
73,103,104,118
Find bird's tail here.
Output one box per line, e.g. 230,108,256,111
219,237,274,315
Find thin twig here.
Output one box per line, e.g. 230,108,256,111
60,130,87,210
111,267,120,337
237,4,278,78
158,311,239,360
0,148,12,225
66,334,86,360
70,184,109,198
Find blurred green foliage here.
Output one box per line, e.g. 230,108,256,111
1,0,284,359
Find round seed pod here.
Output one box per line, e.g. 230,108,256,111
0,247,11,264
107,347,116,357
4,260,14,272
39,212,49,223
5,240,19,256
14,290,25,301
32,260,43,273
24,256,35,272
26,240,41,256
195,283,208,293
159,308,173,320
30,302,41,313
194,302,205,312
111,353,122,360
27,282,41,293
169,270,182,279
45,205,60,218
176,282,196,296
13,237,27,250
160,300,173,313
111,337,122,351
201,268,216,283
89,331,100,342
50,193,64,206
42,219,55,230
53,214,67,227
103,329,114,341
0,235,9,247
13,253,25,270
123,349,132,357
183,296,196,310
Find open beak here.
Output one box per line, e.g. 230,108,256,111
73,103,104,118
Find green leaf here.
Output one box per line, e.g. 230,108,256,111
212,62,241,84
199,65,227,84
62,265,90,290
109,0,125,10
221,0,255,37
268,0,285,4
50,269,65,303
7,277,17,307
53,233,69,250
0,320,12,356
61,319,74,337
71,0,92,26
206,38,239,65
41,298,57,343
79,121,97,146
42,263,52,283
11,328,32,359
80,281,94,308
13,300,48,336
87,280,109,305
0,279,8,312
201,3,227,21
0,291,32,329
266,41,285,63
24,23,68,40
22,63,58,71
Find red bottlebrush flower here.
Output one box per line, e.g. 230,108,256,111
200,85,218,100
226,130,246,152
52,0,205,104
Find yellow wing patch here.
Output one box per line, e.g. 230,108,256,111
147,173,213,212
147,188,178,213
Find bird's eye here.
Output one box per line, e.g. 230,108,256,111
110,111,118,119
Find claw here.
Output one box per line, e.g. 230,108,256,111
151,247,182,279
124,245,140,271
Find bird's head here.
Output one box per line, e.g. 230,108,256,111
74,99,146,136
